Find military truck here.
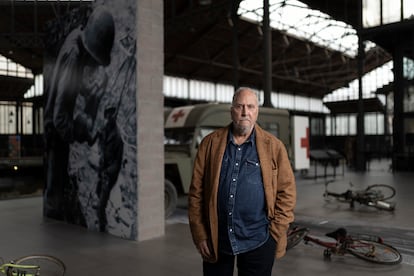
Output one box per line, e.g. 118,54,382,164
164,103,291,217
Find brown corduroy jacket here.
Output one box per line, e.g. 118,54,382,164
188,124,296,263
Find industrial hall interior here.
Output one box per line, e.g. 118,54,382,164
0,0,414,275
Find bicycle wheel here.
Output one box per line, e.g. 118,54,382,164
365,184,396,201
346,239,402,265
10,255,66,276
287,227,309,250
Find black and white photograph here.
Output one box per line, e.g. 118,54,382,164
43,0,137,238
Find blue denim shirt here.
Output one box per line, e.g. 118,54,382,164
217,128,269,255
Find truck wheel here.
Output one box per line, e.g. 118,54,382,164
165,179,178,218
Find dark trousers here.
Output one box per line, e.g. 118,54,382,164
203,236,276,276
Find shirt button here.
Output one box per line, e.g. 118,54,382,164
230,194,234,198
232,178,236,182
229,228,233,232
229,212,232,216
238,147,241,151
235,163,239,166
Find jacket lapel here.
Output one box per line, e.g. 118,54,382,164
255,125,276,213
210,126,229,176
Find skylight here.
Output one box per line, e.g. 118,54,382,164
238,0,361,57
0,55,33,79
238,0,393,102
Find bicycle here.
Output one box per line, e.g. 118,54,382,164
286,226,402,265
0,254,66,276
323,179,396,211
287,225,310,250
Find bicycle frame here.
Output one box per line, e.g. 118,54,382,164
287,226,402,265
303,234,347,256
323,180,396,211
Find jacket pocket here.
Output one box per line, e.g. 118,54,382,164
246,159,261,185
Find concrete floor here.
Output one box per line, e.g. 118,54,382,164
1,159,413,275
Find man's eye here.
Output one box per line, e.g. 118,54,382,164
234,104,256,110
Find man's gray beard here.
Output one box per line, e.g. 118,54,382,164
233,124,251,136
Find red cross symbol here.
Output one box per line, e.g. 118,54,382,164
300,127,310,158
171,109,185,122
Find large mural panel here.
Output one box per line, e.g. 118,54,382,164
43,0,137,239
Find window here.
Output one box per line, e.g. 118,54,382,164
0,102,35,135
363,0,381,28
0,103,17,134
310,117,324,135
363,0,414,28
325,114,358,136
365,113,384,135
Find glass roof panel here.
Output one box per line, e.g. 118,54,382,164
239,0,361,57
238,0,392,101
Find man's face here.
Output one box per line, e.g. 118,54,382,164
231,90,258,136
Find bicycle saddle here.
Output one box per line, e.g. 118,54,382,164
326,227,347,240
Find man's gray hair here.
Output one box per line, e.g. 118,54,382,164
232,87,259,106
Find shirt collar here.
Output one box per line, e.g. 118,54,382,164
227,124,256,146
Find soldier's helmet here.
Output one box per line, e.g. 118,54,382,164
82,6,115,66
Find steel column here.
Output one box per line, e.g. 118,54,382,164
263,0,272,107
